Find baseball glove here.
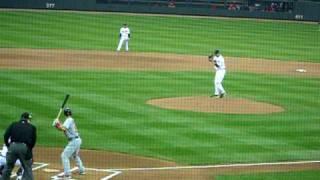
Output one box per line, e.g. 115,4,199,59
208,54,213,62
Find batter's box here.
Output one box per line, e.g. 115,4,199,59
51,167,119,180
10,162,48,179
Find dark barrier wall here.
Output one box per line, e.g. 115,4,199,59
0,0,319,22
294,1,320,22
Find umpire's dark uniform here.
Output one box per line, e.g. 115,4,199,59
1,112,37,180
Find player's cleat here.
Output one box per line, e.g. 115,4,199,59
210,94,219,98
16,167,23,176
16,175,22,180
16,168,23,180
56,174,72,179
219,93,225,98
79,171,86,175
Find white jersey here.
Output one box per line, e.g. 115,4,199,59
0,145,8,166
0,144,21,166
63,117,79,139
213,55,226,70
119,27,130,39
0,144,7,157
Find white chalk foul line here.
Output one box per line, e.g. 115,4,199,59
81,168,122,180
111,160,320,171
51,167,122,180
64,160,320,180
10,162,48,178
98,160,320,180
51,167,78,180
33,162,50,171
100,170,122,180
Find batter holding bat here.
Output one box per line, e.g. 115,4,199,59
208,49,226,98
52,95,85,179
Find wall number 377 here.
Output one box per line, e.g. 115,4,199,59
46,3,55,8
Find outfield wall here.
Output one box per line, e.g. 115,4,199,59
0,0,319,22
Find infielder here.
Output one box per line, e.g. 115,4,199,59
208,49,226,98
116,24,131,52
53,107,85,179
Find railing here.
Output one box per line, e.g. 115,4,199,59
96,0,248,10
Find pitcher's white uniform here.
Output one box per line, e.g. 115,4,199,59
213,54,226,97
116,24,130,52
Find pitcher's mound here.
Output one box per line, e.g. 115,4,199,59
147,96,284,114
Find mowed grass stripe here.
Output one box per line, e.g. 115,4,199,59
216,170,320,180
0,11,319,61
1,70,319,164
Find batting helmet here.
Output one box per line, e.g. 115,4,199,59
21,112,32,120
64,107,72,116
214,49,220,55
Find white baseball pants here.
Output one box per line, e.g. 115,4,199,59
214,69,226,95
61,138,85,176
0,155,21,166
117,38,129,51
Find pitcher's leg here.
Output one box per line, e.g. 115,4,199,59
125,39,129,51
214,72,222,96
219,70,226,95
213,79,219,96
215,70,225,95
117,39,124,51
217,82,225,95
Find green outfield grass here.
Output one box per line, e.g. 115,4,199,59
0,70,319,165
0,10,319,61
216,170,320,180
0,10,320,169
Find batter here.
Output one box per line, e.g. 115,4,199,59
53,107,85,179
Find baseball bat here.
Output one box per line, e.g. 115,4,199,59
56,94,70,119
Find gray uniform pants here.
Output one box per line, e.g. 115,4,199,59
1,143,33,180
61,138,84,176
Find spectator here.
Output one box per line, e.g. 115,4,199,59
228,2,237,11
168,0,176,8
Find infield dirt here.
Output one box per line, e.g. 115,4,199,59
1,48,320,77
32,147,320,180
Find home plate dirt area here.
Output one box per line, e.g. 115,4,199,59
32,147,320,180
1,48,320,179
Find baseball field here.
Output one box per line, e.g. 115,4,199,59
0,9,320,179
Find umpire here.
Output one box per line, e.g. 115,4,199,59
1,112,37,180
